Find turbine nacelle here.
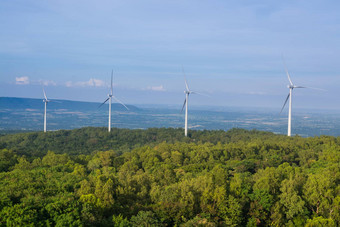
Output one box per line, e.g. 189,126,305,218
287,84,305,89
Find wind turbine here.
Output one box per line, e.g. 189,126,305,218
43,88,50,133
181,67,195,137
99,70,129,132
280,59,306,136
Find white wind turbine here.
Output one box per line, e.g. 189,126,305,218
181,67,197,137
43,88,50,133
99,70,129,132
280,59,306,136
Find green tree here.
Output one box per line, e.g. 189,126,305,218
303,169,337,217
0,149,17,172
130,211,160,227
279,174,306,222
305,216,336,227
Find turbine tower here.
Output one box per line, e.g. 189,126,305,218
181,67,195,137
280,60,305,136
43,88,50,133
99,70,129,132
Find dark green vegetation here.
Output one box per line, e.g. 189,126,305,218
0,127,339,226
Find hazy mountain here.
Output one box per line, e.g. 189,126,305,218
1,97,340,137
0,97,139,111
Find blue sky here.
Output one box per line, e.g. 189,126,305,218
1,0,340,110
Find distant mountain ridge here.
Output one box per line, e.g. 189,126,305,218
1,97,340,137
0,97,139,111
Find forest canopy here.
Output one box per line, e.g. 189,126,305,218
0,127,339,226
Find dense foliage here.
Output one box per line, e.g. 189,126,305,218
0,127,339,226
0,127,273,157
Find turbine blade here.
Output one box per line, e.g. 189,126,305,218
43,88,48,100
303,86,326,91
184,78,189,92
282,55,293,86
112,96,129,110
98,98,110,108
111,70,113,95
182,66,190,91
294,86,306,88
181,98,187,113
280,93,290,114
191,91,210,97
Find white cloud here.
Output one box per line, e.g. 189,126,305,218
86,78,106,87
15,76,30,85
39,80,57,86
65,81,73,87
145,85,166,92
65,78,106,87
